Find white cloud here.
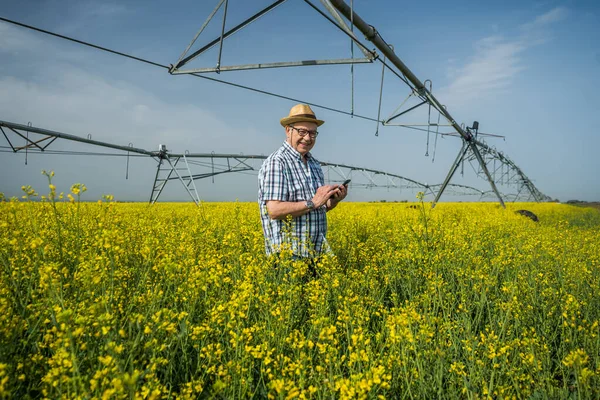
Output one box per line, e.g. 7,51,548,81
530,7,568,27
441,37,525,102
437,7,567,109
0,67,266,155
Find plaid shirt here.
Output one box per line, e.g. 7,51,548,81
258,141,329,257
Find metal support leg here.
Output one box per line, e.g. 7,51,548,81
150,154,202,206
432,140,506,208
182,154,201,204
432,141,468,208
164,156,201,205
149,157,165,204
150,156,177,204
469,142,505,208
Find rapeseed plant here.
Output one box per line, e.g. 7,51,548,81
0,180,599,398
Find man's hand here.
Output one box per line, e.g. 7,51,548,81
312,185,341,208
329,183,348,207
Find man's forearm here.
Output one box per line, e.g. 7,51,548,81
266,200,312,220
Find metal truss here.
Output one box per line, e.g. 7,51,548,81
169,0,375,75
150,151,202,205
463,139,551,202
1,120,489,203
1,1,550,205
165,0,550,207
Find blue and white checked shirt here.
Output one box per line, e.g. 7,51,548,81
258,141,329,257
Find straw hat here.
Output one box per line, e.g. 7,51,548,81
280,104,325,127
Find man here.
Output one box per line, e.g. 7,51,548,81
258,104,348,259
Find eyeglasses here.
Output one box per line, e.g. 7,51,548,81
289,126,319,138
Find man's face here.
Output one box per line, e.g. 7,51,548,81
285,121,318,156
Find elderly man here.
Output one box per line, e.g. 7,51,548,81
258,104,348,259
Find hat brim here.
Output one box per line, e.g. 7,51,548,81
280,116,325,127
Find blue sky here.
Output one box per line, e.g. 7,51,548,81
1,0,599,202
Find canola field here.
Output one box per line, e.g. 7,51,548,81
1,183,600,399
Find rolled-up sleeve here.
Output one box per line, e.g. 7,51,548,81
259,158,288,202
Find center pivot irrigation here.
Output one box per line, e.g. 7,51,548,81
1,120,498,204
0,0,550,205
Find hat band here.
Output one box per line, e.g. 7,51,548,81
291,114,316,119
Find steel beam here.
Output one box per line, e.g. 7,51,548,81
1,120,153,156
384,100,428,124
317,0,371,58
172,57,372,74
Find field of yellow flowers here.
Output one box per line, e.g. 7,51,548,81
1,180,600,399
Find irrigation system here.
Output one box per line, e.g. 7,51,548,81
1,120,491,205
0,0,551,205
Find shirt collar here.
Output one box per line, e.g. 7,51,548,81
282,140,312,161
